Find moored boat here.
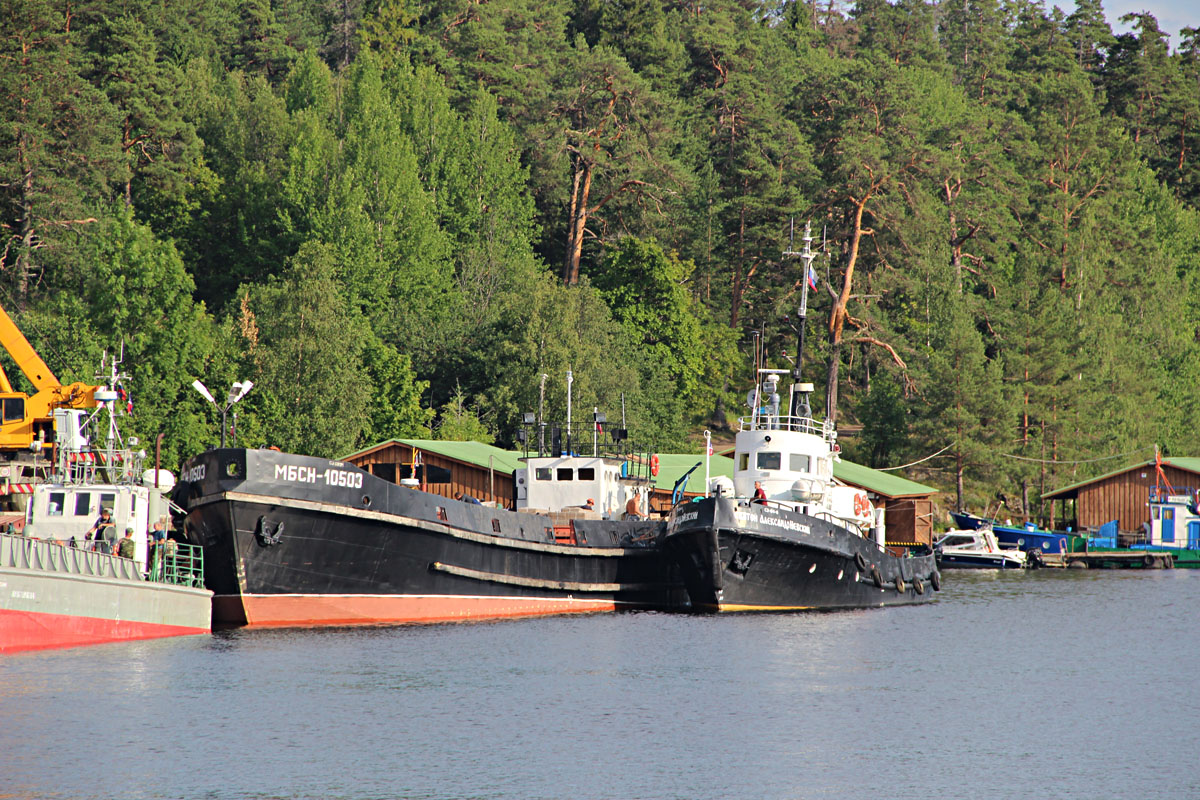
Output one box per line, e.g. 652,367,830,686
0,532,210,654
657,225,939,612
1,356,211,654
933,527,1027,570
949,511,1070,553
173,419,673,628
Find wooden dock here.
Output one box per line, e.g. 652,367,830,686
1040,551,1175,569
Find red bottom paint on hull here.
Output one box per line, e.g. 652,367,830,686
0,609,210,654
215,593,624,628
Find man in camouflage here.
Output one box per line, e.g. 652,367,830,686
117,527,137,559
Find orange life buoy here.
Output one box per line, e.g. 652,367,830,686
650,454,660,477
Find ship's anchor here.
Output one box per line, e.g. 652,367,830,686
255,516,284,547
729,549,754,575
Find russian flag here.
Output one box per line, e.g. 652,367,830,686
807,264,818,291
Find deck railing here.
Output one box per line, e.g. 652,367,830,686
738,413,835,441
0,532,204,588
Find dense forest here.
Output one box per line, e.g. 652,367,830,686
2,0,1199,520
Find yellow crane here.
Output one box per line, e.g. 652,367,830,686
0,304,100,457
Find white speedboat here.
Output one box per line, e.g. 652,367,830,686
934,528,1027,569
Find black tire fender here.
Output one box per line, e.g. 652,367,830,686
871,566,883,588
854,551,867,572
894,576,906,593
913,577,925,595
930,570,942,591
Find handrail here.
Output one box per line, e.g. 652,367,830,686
0,532,204,588
737,413,835,440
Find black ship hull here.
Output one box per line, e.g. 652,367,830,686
662,498,939,611
173,449,671,627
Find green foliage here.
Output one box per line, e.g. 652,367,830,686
434,386,494,443
3,0,1200,517
240,241,371,457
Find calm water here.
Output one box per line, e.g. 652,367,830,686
2,569,1196,800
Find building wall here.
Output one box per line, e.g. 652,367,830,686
347,444,515,508
883,497,933,548
1076,465,1200,532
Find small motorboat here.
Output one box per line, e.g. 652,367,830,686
934,528,1027,570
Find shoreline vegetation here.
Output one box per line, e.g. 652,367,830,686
2,0,1198,522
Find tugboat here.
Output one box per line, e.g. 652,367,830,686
658,225,940,611
172,384,673,628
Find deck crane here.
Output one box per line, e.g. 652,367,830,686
0,304,100,461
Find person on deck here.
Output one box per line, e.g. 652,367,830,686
581,498,595,511
86,507,113,542
753,482,767,503
623,495,642,520
117,528,136,559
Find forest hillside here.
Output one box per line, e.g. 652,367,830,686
2,0,1199,521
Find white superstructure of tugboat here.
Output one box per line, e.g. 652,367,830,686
659,223,940,611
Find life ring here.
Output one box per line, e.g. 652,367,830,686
854,552,867,572
871,566,883,588
650,454,660,477
913,577,925,595
930,570,942,591
894,576,906,593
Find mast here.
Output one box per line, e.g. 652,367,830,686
783,221,817,425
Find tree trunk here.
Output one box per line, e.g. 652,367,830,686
824,337,840,423
562,160,592,286
825,198,869,422
955,451,965,512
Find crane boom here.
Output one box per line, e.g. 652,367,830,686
0,304,60,392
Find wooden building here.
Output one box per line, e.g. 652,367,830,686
344,440,938,547
1042,457,1200,535
344,439,523,507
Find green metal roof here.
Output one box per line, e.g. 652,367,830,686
347,439,936,499
833,459,938,497
1044,457,1200,499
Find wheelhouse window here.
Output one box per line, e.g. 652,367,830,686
738,453,749,470
73,493,91,516
48,492,65,517
535,468,552,481
789,454,811,472
578,467,596,481
556,468,574,481
756,452,781,470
